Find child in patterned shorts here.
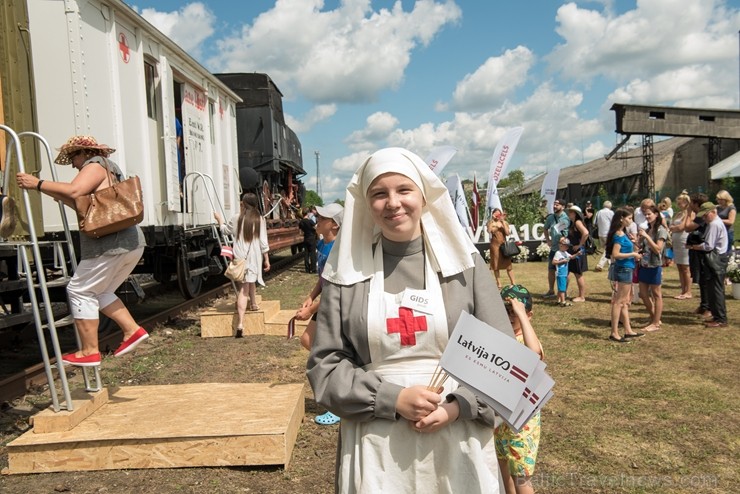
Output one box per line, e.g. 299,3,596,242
496,284,544,494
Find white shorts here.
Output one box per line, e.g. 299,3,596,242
67,247,144,320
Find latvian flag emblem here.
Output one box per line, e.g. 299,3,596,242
510,365,529,383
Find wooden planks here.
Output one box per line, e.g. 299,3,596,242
5,383,305,474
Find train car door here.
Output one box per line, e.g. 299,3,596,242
180,81,210,225
160,61,180,212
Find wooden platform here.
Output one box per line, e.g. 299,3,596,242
201,296,309,338
4,383,305,474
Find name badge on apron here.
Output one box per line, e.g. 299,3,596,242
400,289,432,314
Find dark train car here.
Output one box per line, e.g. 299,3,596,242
215,73,306,252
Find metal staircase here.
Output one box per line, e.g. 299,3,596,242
182,171,236,291
1,125,99,412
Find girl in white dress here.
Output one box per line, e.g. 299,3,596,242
215,193,270,337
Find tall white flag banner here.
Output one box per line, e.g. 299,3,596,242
445,174,472,234
487,181,503,212
486,126,524,205
540,168,560,215
425,146,457,176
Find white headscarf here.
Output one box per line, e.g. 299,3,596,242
322,147,478,286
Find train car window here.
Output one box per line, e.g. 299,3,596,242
144,61,157,119
209,101,216,144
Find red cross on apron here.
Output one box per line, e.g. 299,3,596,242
386,307,428,346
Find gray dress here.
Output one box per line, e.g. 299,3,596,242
307,236,513,492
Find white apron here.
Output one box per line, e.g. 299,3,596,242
338,243,499,494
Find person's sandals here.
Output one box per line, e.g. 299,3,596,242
609,335,629,343
315,411,340,425
624,332,645,338
558,301,573,307
248,306,260,311
235,327,243,338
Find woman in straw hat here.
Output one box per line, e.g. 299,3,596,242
307,147,513,493
16,135,148,367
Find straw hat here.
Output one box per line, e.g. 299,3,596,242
54,135,115,165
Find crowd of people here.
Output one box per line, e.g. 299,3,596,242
543,190,735,340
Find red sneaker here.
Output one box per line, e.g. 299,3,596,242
114,327,149,357
62,352,101,367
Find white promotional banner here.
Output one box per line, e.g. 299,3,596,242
425,145,457,176
540,167,560,215
445,174,473,236
487,180,503,212
486,126,524,205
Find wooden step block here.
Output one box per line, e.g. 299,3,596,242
200,300,238,338
4,383,305,474
240,300,281,336
265,309,310,338
31,388,110,434
200,298,280,338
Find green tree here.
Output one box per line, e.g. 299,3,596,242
497,170,542,227
302,190,323,209
497,169,525,190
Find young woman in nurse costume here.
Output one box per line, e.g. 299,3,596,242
307,147,514,493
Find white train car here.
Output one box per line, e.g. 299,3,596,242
14,0,241,297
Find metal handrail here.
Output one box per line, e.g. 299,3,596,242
1,125,78,411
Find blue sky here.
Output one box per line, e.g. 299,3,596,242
131,0,740,203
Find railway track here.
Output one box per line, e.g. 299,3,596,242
0,250,302,404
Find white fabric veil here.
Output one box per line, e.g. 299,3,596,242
322,147,479,286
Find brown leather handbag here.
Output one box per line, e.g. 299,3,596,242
75,158,144,238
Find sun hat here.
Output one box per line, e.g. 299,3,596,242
500,284,533,311
696,201,716,218
315,203,344,227
54,135,115,165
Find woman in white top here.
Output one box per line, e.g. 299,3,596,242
215,193,270,337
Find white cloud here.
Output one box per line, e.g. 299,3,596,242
444,46,535,112
207,0,462,103
607,65,736,108
333,150,372,172
548,0,740,84
286,104,337,134
345,112,400,150
330,81,607,184
138,3,215,59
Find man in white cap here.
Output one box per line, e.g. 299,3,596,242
688,202,728,328
295,202,344,425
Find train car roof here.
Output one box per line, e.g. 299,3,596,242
113,0,242,103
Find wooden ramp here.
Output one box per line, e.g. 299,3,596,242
201,296,309,338
4,383,305,474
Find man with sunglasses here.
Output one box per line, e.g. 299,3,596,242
542,198,570,298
